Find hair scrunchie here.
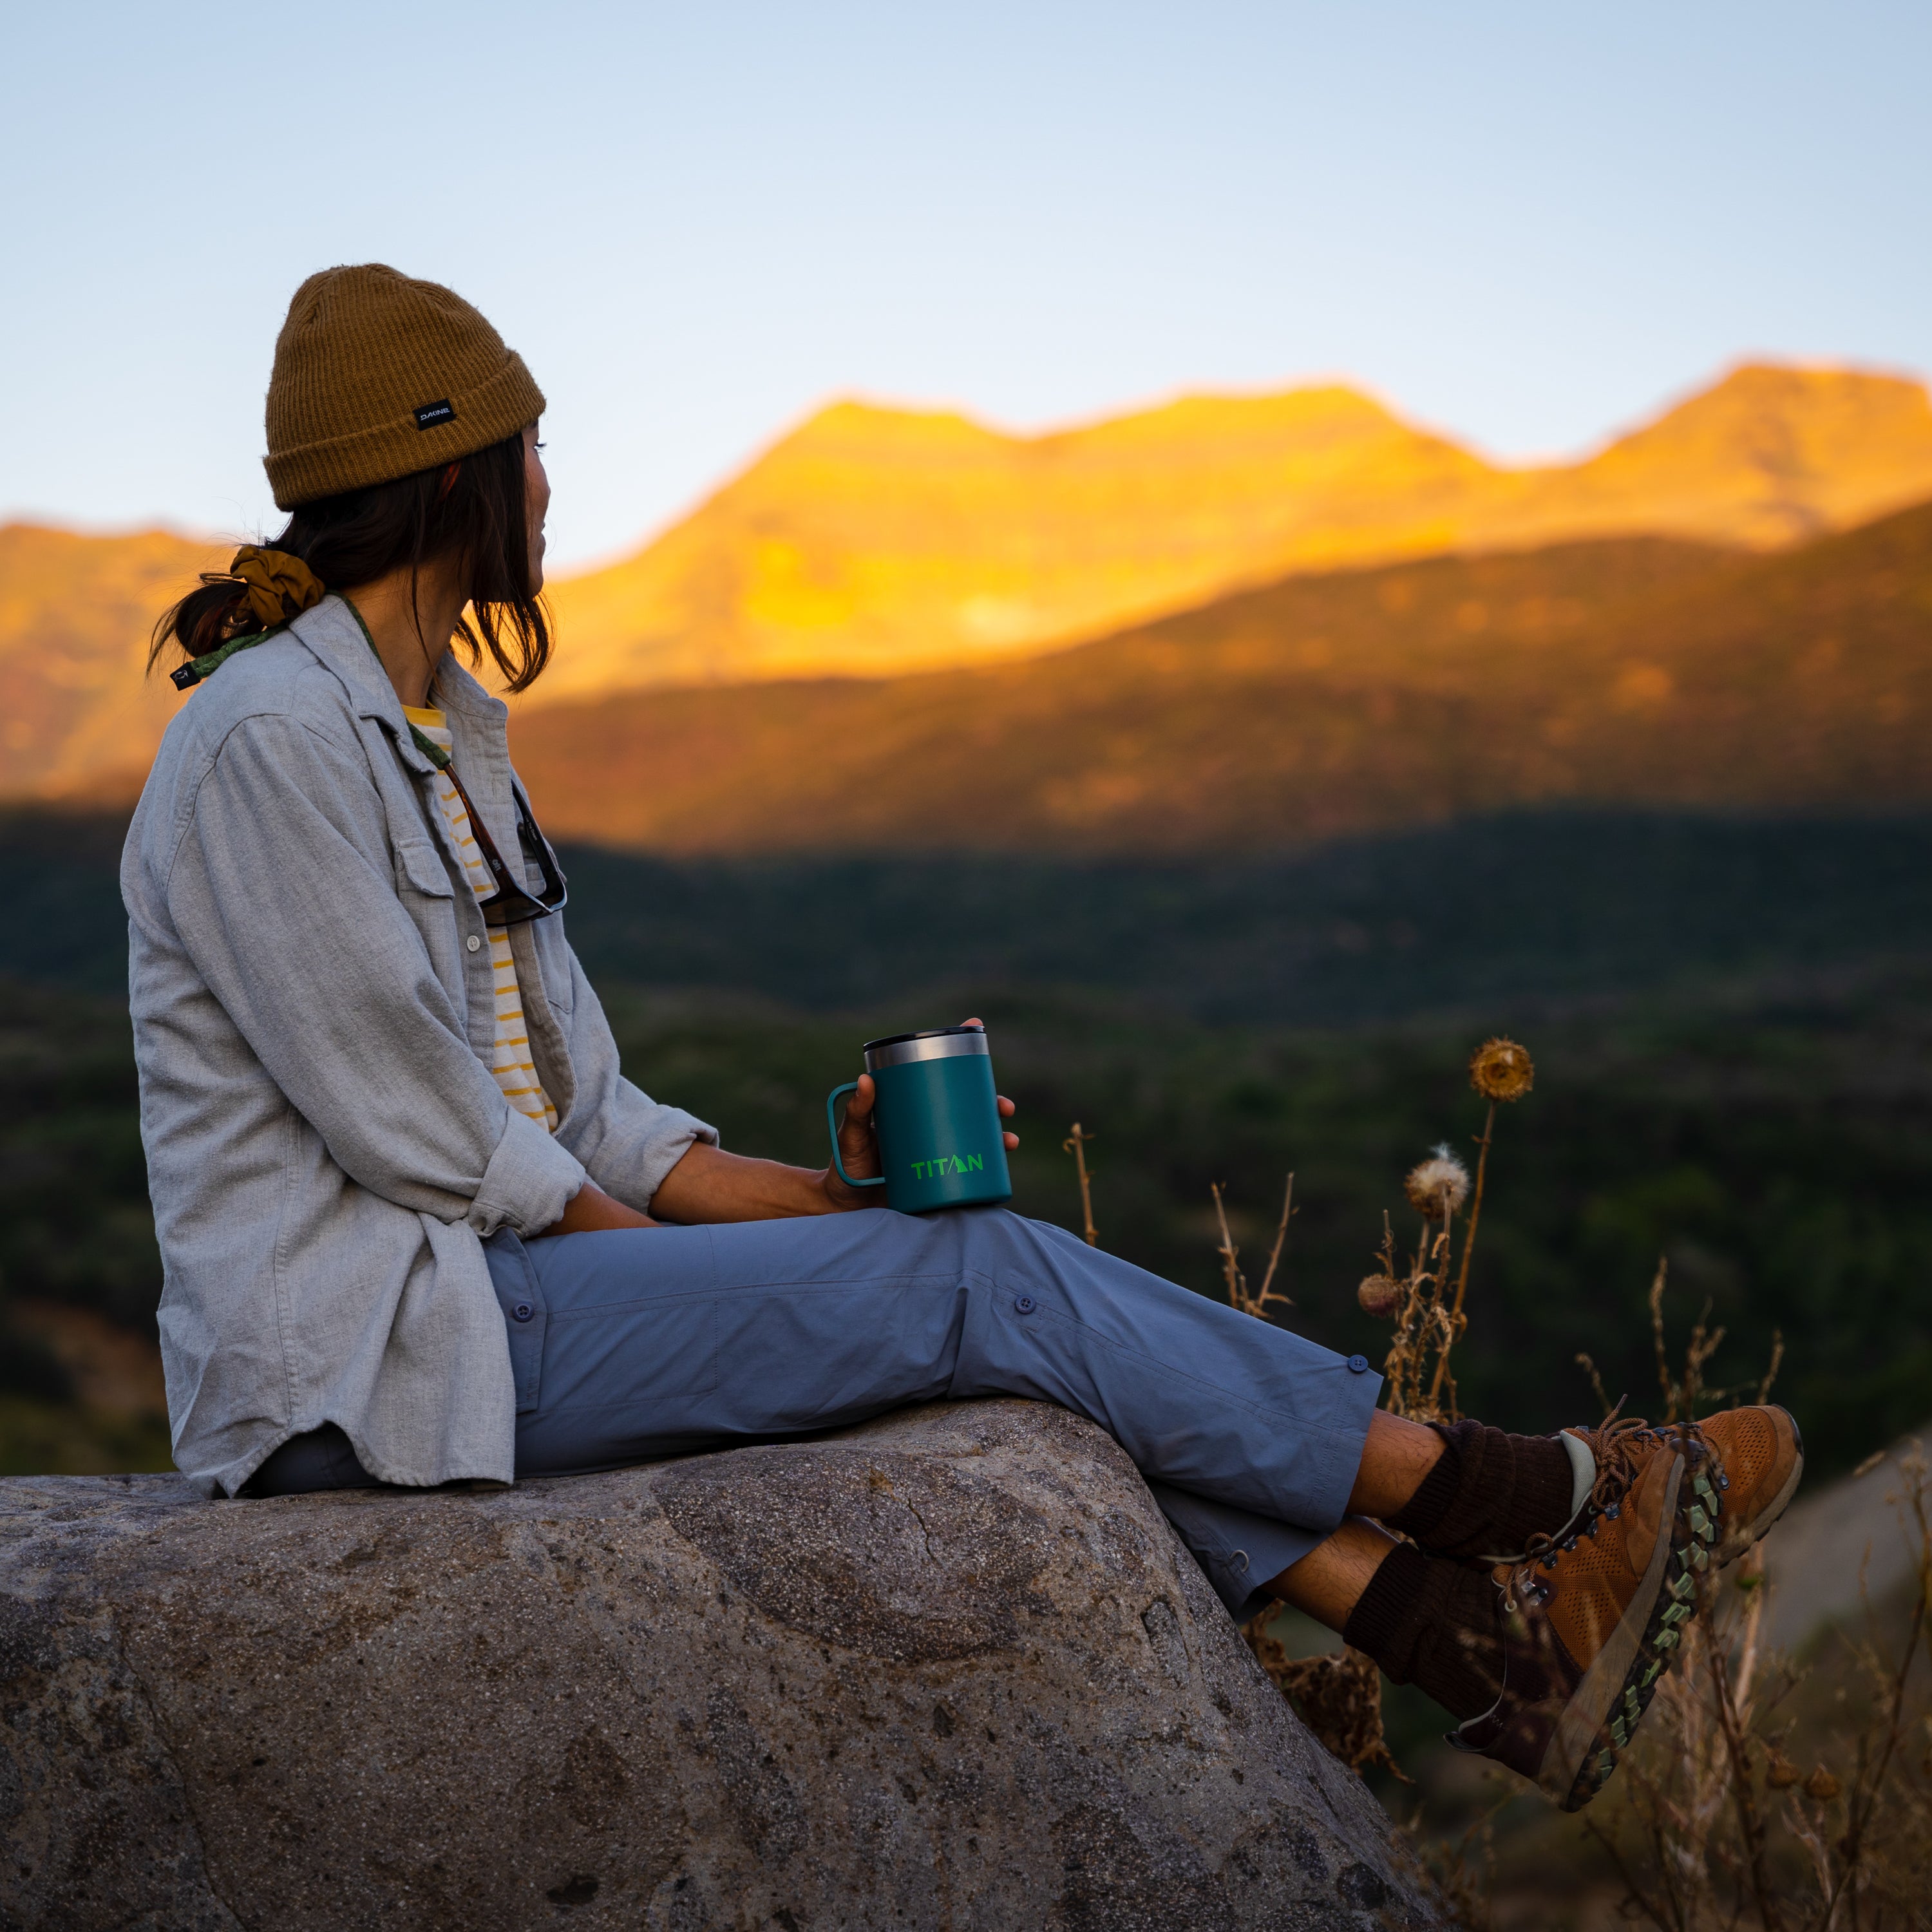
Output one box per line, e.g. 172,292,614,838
206,547,328,630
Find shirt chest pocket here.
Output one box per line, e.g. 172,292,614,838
393,835,458,902
390,835,468,996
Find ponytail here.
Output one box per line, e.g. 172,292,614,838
156,547,328,670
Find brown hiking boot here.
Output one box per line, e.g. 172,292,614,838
1448,1405,1803,1811
1469,1403,1805,1564
1696,1403,1805,1558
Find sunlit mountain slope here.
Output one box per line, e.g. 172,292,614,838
538,363,1932,697
5,361,1930,801
509,496,1932,854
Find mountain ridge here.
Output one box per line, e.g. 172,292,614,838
4,359,1931,802
538,361,1932,697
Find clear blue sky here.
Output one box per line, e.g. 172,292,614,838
3,1,1926,568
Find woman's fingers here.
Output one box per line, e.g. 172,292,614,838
835,1072,882,1180
998,1095,1016,1117
1003,1132,1019,1150
845,1072,877,1121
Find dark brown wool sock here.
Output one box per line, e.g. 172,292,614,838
1385,1419,1578,1560
1343,1542,1506,1721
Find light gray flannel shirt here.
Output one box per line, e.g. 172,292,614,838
122,595,715,1497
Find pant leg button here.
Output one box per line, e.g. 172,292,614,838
512,1302,535,1322
1347,1353,1369,1372
1013,1295,1036,1314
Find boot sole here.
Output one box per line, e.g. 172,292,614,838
1537,1444,1725,1812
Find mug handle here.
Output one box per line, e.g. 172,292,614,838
826,1081,887,1190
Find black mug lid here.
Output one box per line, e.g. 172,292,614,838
862,1022,985,1054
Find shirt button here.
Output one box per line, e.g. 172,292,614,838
1013,1295,1036,1314
512,1302,535,1322
466,934,482,953
1347,1354,1370,1373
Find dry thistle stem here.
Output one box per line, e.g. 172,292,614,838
1403,1144,1470,1221
1211,1181,1244,1308
1574,1351,1616,1420
1468,1036,1535,1104
1061,1122,1099,1247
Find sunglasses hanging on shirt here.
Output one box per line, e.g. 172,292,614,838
408,726,567,927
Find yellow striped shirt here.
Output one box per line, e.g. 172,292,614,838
404,706,558,1133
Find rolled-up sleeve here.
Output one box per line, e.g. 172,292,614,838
553,944,717,1213
167,713,585,1235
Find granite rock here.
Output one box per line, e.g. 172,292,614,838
0,1397,1443,1929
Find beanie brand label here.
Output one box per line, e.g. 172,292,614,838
413,399,456,430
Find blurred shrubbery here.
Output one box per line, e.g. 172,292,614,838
4,801,1929,1486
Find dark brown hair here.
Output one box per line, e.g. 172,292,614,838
151,430,552,692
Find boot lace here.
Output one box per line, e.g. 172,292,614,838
1503,1408,1713,1611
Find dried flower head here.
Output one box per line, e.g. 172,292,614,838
1404,1146,1471,1220
1804,1766,1841,1802
1469,1036,1535,1104
1766,1747,1801,1790
1358,1273,1401,1318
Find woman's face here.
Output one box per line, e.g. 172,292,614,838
524,422,551,593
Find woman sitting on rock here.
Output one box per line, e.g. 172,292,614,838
129,264,1801,1814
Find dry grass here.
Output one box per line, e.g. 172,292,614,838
1244,1633,1406,1781
1578,1288,1931,1932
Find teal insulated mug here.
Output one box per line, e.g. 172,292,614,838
828,1025,1013,1214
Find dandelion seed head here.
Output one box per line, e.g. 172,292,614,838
1403,1150,1470,1220
1470,1036,1535,1103
1358,1274,1402,1318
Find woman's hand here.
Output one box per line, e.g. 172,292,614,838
819,1016,1020,1213
553,1019,1025,1228
540,1180,659,1236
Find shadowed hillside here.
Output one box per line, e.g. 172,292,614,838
511,497,1932,854
539,362,1932,696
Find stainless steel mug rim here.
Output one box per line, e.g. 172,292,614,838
863,1025,991,1071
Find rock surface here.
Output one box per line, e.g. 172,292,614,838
1,1397,1443,1930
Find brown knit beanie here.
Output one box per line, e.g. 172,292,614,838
263,265,546,509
